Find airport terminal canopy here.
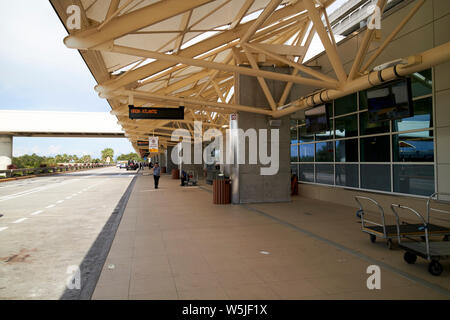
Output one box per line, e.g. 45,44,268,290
51,0,450,153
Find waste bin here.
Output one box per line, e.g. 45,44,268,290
171,168,179,179
161,167,167,174
213,179,231,204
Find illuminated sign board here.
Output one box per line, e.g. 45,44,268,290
129,105,185,120
137,140,149,147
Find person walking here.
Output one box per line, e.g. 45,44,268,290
153,162,161,189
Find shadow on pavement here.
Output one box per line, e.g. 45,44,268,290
60,175,138,300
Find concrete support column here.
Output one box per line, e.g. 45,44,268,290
160,151,167,168
0,135,13,171
180,143,204,181
166,146,178,173
229,67,292,204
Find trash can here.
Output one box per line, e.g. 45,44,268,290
171,168,179,179
213,179,231,204
291,174,298,196
161,167,167,174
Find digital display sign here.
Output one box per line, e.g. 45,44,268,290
129,105,185,120
137,140,149,147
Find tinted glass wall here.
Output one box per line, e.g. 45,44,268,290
290,70,434,197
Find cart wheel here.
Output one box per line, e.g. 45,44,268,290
443,235,449,242
386,239,394,250
404,252,417,264
428,260,443,276
356,209,363,219
370,235,376,243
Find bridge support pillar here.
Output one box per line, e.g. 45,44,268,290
0,135,13,171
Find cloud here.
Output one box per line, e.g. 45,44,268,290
48,145,62,155
0,1,111,112
31,145,40,154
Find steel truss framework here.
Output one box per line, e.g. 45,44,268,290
50,0,450,155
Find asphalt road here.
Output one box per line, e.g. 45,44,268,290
0,166,137,299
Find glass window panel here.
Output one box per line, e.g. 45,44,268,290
411,69,432,98
290,164,299,176
315,142,334,162
300,144,314,162
299,125,314,143
335,114,358,138
360,111,390,135
335,164,359,188
393,164,435,196
360,135,390,162
299,164,314,182
361,164,391,192
393,97,433,132
315,164,334,185
326,102,333,117
359,90,368,110
335,139,358,162
290,120,298,144
290,144,299,162
392,130,434,162
315,119,334,141
335,93,357,116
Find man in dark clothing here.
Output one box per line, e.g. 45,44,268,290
153,162,161,189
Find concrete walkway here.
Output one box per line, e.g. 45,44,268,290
92,172,450,300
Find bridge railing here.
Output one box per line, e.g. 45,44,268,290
0,164,112,179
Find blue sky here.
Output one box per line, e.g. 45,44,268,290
0,1,134,159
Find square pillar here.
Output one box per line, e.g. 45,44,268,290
0,135,13,171
229,67,292,204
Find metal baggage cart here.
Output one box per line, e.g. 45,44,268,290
392,192,450,276
355,195,450,250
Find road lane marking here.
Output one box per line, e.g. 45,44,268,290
31,210,44,216
46,204,56,209
57,200,64,204
0,227,8,232
66,196,72,200
0,179,79,202
13,218,28,224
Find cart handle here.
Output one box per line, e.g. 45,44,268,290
427,192,450,224
391,203,430,259
355,196,387,236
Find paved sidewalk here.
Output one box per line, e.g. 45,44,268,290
92,173,450,300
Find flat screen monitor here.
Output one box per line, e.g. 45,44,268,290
305,104,329,134
367,78,413,123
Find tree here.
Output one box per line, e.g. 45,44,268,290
80,155,92,163
12,154,56,168
117,153,143,162
101,148,114,162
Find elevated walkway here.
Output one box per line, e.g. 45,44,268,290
0,110,124,138
92,172,450,299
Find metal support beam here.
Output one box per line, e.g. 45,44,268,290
106,45,339,89
64,0,213,49
302,0,347,83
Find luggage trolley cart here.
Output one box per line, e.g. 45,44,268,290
355,196,397,249
392,192,450,276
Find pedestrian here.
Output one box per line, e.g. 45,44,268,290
153,162,161,189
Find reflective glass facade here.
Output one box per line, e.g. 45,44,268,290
290,70,434,197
